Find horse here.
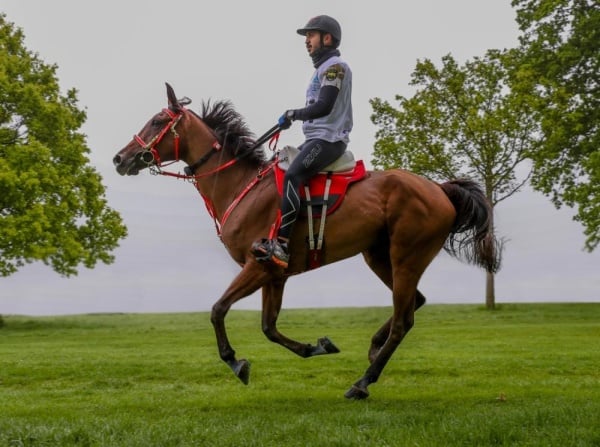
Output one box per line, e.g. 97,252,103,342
113,83,500,399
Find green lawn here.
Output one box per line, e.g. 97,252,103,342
0,303,598,446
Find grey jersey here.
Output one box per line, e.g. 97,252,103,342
302,56,353,144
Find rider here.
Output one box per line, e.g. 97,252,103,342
251,15,353,268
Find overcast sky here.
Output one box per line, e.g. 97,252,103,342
2,1,598,316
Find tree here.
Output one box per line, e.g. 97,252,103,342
0,14,127,277
511,0,599,251
371,51,540,308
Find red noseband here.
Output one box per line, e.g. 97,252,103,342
134,107,183,166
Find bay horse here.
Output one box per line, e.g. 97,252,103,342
113,83,500,399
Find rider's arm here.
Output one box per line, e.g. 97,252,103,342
291,85,339,121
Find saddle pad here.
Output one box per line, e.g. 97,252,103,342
277,145,357,172
274,158,366,217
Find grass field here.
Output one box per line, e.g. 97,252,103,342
0,303,598,446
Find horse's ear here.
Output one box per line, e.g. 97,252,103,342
165,82,180,111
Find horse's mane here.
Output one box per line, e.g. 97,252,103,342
197,100,268,165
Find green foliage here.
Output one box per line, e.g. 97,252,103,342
371,51,539,206
0,305,598,446
0,14,127,276
511,0,599,250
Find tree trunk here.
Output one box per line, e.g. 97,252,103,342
486,187,496,309
486,271,496,309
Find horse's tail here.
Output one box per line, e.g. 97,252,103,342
440,179,502,273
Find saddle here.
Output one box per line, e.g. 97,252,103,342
275,146,366,217
274,146,367,269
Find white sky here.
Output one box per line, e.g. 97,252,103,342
2,1,598,316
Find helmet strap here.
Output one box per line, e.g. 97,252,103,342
319,32,326,48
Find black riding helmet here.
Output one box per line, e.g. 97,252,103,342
296,15,341,48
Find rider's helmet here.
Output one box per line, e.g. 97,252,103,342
296,15,342,47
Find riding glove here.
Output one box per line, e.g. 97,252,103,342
278,110,295,129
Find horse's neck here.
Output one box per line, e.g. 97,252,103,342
194,162,257,216
183,114,260,220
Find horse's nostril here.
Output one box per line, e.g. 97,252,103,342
113,154,122,166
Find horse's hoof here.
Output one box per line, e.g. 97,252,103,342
344,385,370,400
318,337,340,354
308,337,341,356
416,291,427,310
234,359,251,385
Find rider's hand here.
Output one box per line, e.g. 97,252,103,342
278,110,295,129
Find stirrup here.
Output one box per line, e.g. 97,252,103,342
251,238,289,268
251,238,273,263
270,239,289,268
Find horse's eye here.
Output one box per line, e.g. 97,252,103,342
151,119,162,127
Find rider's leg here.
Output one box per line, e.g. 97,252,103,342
279,139,347,238
252,139,346,267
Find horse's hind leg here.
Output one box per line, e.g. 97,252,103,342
367,290,425,363
362,249,427,363
261,278,340,358
345,268,419,400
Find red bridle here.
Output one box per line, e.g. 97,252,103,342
133,107,184,166
134,107,231,179
134,107,282,237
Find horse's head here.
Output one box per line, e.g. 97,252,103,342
113,83,196,176
114,84,268,178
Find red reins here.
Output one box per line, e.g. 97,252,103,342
200,160,277,237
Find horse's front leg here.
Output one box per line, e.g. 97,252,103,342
210,263,269,384
262,278,340,358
